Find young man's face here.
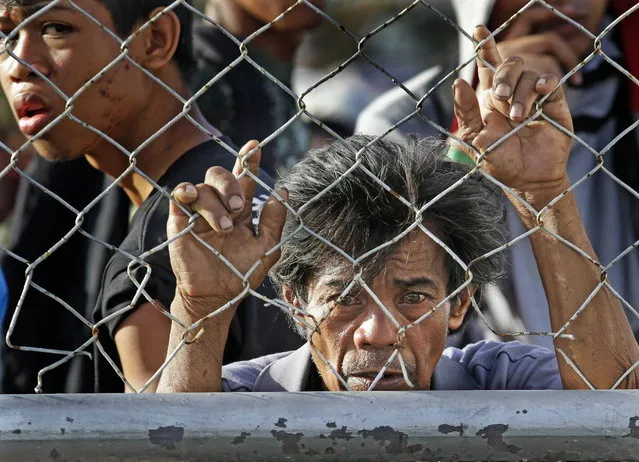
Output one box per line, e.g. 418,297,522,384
300,232,470,392
0,0,145,161
491,0,608,57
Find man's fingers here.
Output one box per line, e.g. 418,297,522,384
205,166,245,215
474,25,502,91
233,140,262,214
509,70,541,121
535,73,573,132
453,78,483,150
492,56,524,101
172,182,198,206
168,182,199,238
191,183,236,234
257,188,289,269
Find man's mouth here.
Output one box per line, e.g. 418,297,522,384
347,370,411,391
14,94,54,137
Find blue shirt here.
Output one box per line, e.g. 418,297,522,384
0,269,7,334
222,340,562,392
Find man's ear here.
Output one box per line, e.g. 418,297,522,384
129,7,181,71
282,285,310,330
448,286,476,331
281,285,300,308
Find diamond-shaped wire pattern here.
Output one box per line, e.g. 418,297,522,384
0,0,638,395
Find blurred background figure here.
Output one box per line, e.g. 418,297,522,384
356,0,639,349
292,0,457,144
193,0,323,173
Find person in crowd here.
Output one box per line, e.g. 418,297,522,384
291,0,457,142
0,0,320,393
157,27,639,393
191,0,323,174
0,156,129,393
0,0,305,393
355,0,639,348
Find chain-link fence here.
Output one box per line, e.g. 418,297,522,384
0,0,638,460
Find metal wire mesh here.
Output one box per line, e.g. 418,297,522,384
0,0,638,395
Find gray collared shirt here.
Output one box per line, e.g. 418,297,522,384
222,340,562,392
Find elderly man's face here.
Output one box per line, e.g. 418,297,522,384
298,232,471,391
0,0,147,161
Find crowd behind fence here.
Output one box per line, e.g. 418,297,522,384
0,0,638,460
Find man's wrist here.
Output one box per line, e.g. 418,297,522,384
509,175,571,214
171,291,239,326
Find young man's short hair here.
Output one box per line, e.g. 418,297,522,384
99,0,195,72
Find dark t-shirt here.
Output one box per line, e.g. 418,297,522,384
1,156,130,394
190,23,309,175
93,140,303,392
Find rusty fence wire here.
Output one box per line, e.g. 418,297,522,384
0,0,638,428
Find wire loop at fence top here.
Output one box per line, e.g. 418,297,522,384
0,0,638,397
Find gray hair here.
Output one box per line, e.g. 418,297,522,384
270,135,508,333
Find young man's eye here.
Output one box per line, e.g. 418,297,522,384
42,23,73,36
399,292,427,305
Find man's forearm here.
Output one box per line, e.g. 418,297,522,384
513,182,639,389
156,296,237,393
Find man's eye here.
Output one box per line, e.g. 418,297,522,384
335,294,361,306
400,292,427,304
1,29,16,42
42,23,73,36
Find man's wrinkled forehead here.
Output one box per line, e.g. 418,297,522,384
310,232,444,293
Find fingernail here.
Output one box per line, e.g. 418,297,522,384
537,77,547,87
495,83,511,98
228,195,244,211
220,216,233,230
510,103,523,119
184,184,196,195
278,187,289,202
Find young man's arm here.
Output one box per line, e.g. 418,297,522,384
454,26,639,389
114,302,170,392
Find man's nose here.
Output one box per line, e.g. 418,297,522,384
353,307,398,349
5,33,49,82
